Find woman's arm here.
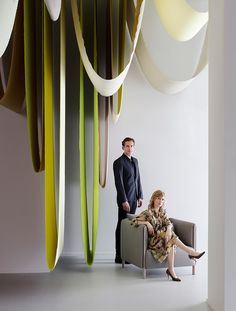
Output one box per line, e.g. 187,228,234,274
135,219,154,235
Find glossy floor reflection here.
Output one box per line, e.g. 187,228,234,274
0,257,210,311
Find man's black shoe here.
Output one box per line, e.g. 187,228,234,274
115,256,122,264
115,256,130,264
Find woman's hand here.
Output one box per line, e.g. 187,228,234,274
146,222,154,235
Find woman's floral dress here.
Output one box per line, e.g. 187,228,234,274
132,208,178,263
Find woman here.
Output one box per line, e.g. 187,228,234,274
132,190,205,282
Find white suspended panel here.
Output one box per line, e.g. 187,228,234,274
44,0,61,21
0,0,19,57
154,0,208,41
129,0,208,94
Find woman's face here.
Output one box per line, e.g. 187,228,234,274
154,196,165,209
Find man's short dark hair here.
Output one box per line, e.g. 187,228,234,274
122,137,135,147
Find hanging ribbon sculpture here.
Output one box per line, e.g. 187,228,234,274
0,0,210,270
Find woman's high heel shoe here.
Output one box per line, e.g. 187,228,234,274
166,269,181,282
188,251,205,260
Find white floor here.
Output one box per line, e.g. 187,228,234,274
0,257,210,311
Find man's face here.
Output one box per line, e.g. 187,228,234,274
122,140,135,158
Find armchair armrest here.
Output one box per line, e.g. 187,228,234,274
170,218,196,249
121,218,148,268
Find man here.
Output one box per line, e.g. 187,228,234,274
113,137,143,263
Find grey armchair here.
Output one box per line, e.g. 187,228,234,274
120,217,196,278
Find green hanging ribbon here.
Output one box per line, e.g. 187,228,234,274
79,0,99,265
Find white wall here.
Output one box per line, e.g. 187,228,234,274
208,1,236,310
208,0,224,309
0,107,47,273
224,2,236,309
208,0,236,310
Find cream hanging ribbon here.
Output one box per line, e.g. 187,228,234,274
0,58,6,92
127,1,208,94
55,0,66,265
79,0,99,265
0,0,25,113
154,0,208,41
98,0,127,187
109,0,126,123
97,0,110,188
98,96,109,188
0,0,19,57
110,0,143,123
44,0,66,270
44,0,61,21
71,0,145,97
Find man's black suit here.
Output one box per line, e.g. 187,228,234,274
113,153,143,259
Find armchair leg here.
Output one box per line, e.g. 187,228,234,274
122,260,125,269
192,265,195,275
143,268,146,279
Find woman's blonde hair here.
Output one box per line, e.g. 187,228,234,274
148,190,165,210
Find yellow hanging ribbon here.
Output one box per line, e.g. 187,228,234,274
44,2,57,270
44,0,66,270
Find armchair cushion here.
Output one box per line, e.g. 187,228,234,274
170,218,196,249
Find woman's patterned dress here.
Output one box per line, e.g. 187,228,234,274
132,208,178,263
